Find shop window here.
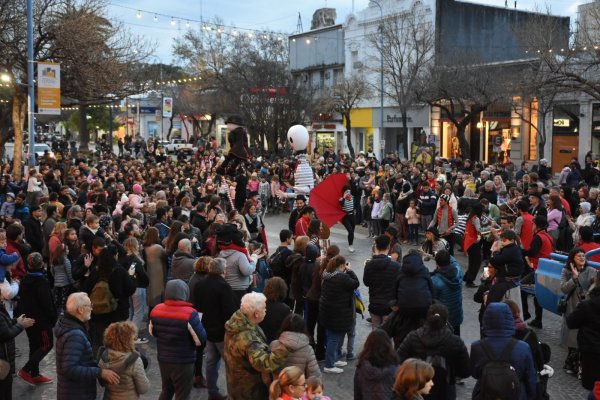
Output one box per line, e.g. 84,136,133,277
593,104,600,159
528,100,538,161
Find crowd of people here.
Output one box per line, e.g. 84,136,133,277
0,135,598,400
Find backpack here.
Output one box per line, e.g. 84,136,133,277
480,339,521,400
268,248,286,279
90,279,118,314
419,337,450,399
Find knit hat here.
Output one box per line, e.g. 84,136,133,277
99,215,112,230
580,202,592,214
133,184,143,194
0,250,19,282
6,192,14,200
540,159,548,166
440,194,450,203
165,279,189,301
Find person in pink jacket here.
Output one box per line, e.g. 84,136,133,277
405,199,421,245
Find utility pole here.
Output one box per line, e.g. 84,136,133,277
27,0,35,168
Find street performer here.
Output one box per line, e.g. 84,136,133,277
216,115,251,177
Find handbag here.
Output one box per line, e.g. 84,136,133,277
0,343,10,380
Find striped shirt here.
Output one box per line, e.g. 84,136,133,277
340,195,354,214
294,154,314,190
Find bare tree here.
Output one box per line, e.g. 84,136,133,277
418,58,511,158
320,75,372,158
52,0,155,151
369,3,435,158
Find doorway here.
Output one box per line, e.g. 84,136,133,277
551,135,578,174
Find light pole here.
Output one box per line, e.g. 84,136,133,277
370,0,384,161
27,0,35,168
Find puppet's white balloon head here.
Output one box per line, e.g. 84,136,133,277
287,125,309,152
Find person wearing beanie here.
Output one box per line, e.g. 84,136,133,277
428,193,458,255
0,250,20,283
150,279,207,400
0,192,16,223
18,252,57,385
128,184,146,213
521,216,554,329
570,201,595,244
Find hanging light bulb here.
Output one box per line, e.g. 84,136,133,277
136,10,142,19
186,20,190,27
154,14,158,22
171,17,176,25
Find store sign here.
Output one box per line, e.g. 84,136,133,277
553,118,570,127
386,114,412,123
37,62,61,115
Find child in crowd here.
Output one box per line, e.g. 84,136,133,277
249,242,270,293
302,376,331,400
406,199,420,245
270,175,281,214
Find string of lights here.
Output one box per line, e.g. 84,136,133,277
108,2,289,38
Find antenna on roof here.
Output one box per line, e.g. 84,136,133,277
505,0,508,7
514,1,517,8
296,12,303,33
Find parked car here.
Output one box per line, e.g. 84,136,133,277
164,138,194,154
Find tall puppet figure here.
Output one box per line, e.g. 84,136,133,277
216,115,251,177
278,125,315,199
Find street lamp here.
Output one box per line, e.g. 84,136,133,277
0,74,10,83
370,0,384,161
149,55,164,141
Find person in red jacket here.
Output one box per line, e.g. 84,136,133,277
521,216,555,329
515,200,534,251
295,207,314,238
577,226,600,263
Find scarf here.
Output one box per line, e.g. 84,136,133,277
218,243,251,261
436,205,454,228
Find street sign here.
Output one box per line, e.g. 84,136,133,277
155,110,161,121
37,62,61,115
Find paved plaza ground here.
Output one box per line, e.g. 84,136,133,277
13,213,590,399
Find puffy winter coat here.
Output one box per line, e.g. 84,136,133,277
319,269,360,333
431,257,464,328
150,299,206,364
398,326,470,400
55,314,101,400
271,331,321,378
98,348,150,400
489,242,525,278
363,254,401,315
394,252,433,309
353,359,399,400
224,309,289,400
470,303,537,400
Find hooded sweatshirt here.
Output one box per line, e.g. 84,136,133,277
219,248,257,290
149,279,206,364
469,303,537,400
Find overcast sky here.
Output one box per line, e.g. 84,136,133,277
106,0,584,64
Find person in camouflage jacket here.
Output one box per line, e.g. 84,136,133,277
224,292,290,400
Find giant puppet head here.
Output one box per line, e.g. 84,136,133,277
287,125,309,153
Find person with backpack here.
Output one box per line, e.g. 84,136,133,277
431,250,464,336
397,303,470,400
83,245,137,354
469,302,537,400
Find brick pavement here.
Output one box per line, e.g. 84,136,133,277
12,214,590,399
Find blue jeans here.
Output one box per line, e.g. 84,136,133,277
346,320,356,355
205,341,225,396
129,288,147,331
325,329,345,368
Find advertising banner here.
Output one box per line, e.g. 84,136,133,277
37,62,61,115
162,97,173,118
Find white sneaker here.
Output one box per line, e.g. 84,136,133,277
334,360,348,367
348,246,355,253
134,337,149,345
324,367,344,374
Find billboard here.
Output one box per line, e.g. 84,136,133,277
162,97,173,118
37,62,61,115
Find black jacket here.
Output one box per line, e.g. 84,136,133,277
0,303,24,373
22,217,44,254
78,225,106,253
394,252,433,309
259,300,291,344
398,326,470,400
83,265,136,322
19,271,58,328
120,254,149,288
363,255,401,315
567,294,600,353
479,189,498,205
489,242,525,278
193,274,236,342
319,269,360,333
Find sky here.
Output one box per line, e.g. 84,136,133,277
106,0,584,64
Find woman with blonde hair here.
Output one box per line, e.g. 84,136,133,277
393,358,435,400
48,221,67,263
269,366,306,400
98,321,150,399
